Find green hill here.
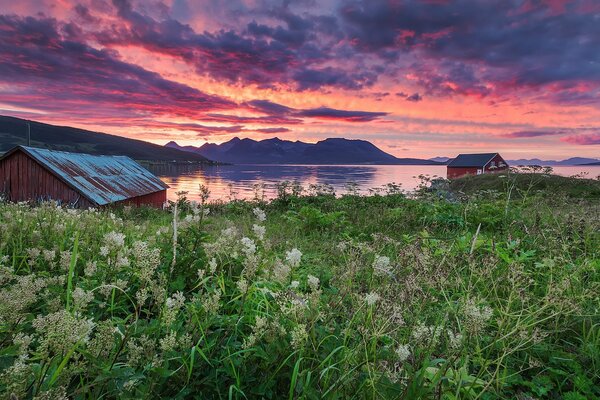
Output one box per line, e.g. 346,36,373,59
0,115,212,163
449,172,600,199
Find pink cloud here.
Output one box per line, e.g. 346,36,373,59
560,133,600,145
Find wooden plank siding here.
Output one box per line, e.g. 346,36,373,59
0,151,93,207
0,150,166,208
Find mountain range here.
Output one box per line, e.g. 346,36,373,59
0,116,211,163
429,156,600,166
165,137,440,165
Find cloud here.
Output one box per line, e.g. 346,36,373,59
297,107,388,122
254,127,291,133
0,14,235,121
405,93,423,102
503,130,564,138
244,99,388,122
245,100,295,115
339,0,600,103
561,133,600,145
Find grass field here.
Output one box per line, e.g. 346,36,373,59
0,173,599,399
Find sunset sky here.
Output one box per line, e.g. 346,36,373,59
0,0,599,159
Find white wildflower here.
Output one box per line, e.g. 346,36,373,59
241,237,256,257
373,255,391,276
253,207,266,222
103,231,126,249
272,259,291,284
395,344,411,362
72,287,94,310
290,324,308,350
290,280,300,289
252,224,266,241
412,322,441,345
463,298,493,332
307,275,320,291
447,330,463,349
364,291,381,306
237,277,249,294
285,248,302,267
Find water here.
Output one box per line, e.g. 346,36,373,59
148,164,600,202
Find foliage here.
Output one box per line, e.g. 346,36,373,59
0,176,598,399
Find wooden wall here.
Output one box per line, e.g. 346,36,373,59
0,151,94,207
0,150,166,208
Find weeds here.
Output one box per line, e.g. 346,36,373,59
0,175,598,399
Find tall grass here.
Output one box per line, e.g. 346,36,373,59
0,175,598,399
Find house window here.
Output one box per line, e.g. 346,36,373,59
477,169,482,175
490,161,496,167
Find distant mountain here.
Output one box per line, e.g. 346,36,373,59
433,154,600,166
166,137,440,165
0,116,212,163
507,157,600,166
429,156,451,163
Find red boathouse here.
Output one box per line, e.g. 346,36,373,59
447,153,508,179
0,146,168,208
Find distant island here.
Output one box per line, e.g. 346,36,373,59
166,137,440,165
0,116,212,163
430,155,600,166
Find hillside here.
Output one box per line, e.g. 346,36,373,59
0,116,213,163
448,171,600,199
166,137,440,165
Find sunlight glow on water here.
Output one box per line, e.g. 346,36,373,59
148,164,600,202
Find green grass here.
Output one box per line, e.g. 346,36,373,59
448,170,600,199
0,175,598,399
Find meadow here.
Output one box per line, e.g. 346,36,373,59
0,172,599,399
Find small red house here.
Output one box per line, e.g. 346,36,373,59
0,146,168,208
447,153,508,179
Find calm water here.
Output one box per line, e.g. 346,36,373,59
148,164,600,202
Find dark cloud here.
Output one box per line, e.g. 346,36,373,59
297,107,388,122
245,100,295,115
406,93,423,102
0,14,235,120
504,130,563,138
292,67,378,90
243,99,388,122
100,0,374,91
254,127,291,133
339,0,600,103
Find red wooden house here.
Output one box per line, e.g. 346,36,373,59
0,146,168,208
447,153,508,179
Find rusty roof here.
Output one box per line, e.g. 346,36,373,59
5,146,168,206
447,153,500,168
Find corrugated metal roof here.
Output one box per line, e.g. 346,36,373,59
447,153,498,168
15,146,168,205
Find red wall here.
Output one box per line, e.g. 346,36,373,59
0,151,94,207
486,154,509,173
115,190,167,208
447,167,478,179
447,154,509,179
0,150,166,208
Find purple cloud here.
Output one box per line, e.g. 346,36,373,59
561,133,600,145
297,107,388,122
504,130,564,138
406,93,423,102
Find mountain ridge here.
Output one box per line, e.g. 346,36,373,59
0,116,212,163
429,156,600,166
166,137,441,165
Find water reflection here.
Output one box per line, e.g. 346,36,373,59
147,164,600,202
148,164,446,201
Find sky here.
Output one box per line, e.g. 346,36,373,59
0,0,599,160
